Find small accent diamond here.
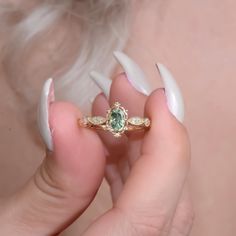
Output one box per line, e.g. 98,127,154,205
88,116,106,125
128,117,144,126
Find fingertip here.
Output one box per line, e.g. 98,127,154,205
49,101,82,152
145,88,186,133
92,93,109,116
144,89,190,163
48,101,105,182
49,101,81,132
111,72,127,91
145,89,168,122
109,73,127,105
110,73,146,109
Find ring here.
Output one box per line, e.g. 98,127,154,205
78,102,151,137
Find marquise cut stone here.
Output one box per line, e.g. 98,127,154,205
88,116,106,125
128,117,144,126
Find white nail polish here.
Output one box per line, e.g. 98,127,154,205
156,63,185,123
89,71,112,98
113,51,152,96
37,78,54,151
89,96,96,104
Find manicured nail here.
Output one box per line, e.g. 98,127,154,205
90,51,184,123
113,51,152,96
89,71,112,98
37,78,54,151
156,63,185,123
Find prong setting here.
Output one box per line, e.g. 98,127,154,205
106,102,128,138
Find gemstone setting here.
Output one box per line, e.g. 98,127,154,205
107,102,128,137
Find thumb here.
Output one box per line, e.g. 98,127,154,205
0,79,105,236
115,89,190,233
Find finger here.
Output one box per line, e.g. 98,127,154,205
105,164,123,202
169,184,194,236
92,93,128,201
82,90,191,236
1,80,105,236
109,73,147,166
91,70,147,175
109,73,147,113
92,93,128,158
114,90,191,234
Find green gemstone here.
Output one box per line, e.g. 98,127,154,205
109,108,126,132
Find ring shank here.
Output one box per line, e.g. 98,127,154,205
78,116,150,132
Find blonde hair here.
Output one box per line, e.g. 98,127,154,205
0,0,130,114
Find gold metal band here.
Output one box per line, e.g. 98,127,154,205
78,102,151,137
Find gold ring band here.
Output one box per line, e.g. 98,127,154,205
78,102,151,137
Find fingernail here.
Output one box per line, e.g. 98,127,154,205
37,78,54,151
89,96,96,104
89,71,112,98
156,63,185,123
113,51,152,96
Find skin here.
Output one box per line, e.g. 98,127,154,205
0,0,235,235
0,73,192,236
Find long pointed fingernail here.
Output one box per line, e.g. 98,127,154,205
113,51,152,95
89,71,112,98
156,63,185,123
37,78,54,151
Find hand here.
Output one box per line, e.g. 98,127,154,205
85,73,194,236
0,71,193,236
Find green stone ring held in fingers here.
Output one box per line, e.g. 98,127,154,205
78,102,151,137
